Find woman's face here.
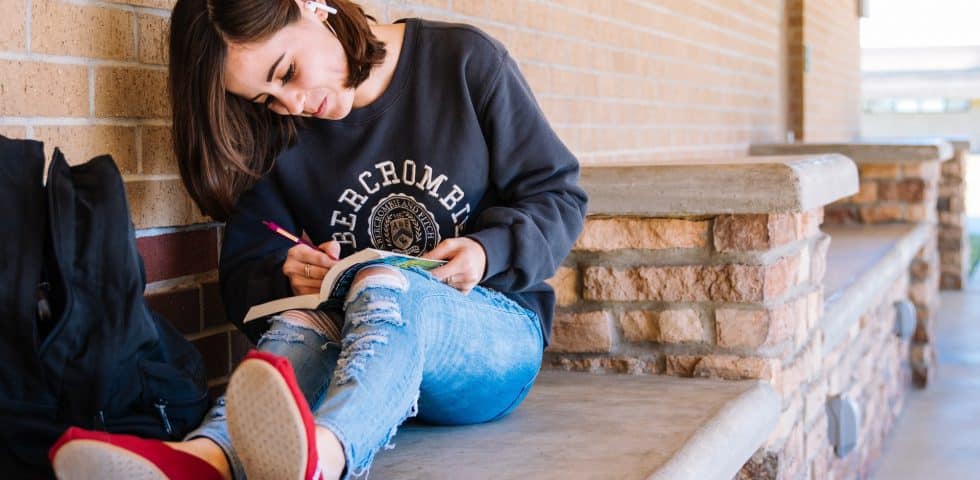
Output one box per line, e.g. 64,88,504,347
222,1,354,120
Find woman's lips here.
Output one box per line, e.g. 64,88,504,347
313,97,327,117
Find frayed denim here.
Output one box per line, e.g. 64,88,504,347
186,267,543,479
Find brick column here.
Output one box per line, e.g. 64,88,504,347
938,141,971,290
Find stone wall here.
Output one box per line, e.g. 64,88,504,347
938,143,971,290
740,274,911,479
824,157,943,387
546,211,825,379
826,161,941,225
750,142,952,391
909,233,940,387
544,206,920,479
545,206,919,479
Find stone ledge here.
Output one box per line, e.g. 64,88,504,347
858,135,969,153
820,223,932,354
749,140,954,164
580,155,857,216
372,371,779,480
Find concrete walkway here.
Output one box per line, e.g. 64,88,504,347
872,268,980,479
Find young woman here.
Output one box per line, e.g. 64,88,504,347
49,0,587,478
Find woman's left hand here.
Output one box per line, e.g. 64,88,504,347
423,237,487,295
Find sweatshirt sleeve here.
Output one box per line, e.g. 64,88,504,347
218,175,296,343
466,51,588,292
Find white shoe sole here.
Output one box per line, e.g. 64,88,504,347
51,439,168,480
227,358,310,480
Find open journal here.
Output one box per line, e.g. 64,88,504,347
243,248,445,323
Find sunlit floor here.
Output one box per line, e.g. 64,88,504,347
871,268,980,479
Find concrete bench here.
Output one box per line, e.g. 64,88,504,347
821,223,931,353
372,371,778,480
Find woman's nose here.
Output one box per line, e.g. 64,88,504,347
284,93,306,116
276,87,306,115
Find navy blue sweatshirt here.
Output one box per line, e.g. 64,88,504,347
219,18,588,346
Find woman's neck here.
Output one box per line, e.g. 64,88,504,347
351,23,406,109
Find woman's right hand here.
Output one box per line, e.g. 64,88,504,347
283,241,341,295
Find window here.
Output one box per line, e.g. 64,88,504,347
893,99,919,113
919,98,945,113
863,97,973,114
947,98,971,112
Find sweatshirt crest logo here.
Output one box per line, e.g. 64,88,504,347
368,193,440,255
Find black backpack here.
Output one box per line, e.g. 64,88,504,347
0,136,210,478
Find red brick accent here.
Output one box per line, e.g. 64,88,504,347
231,330,253,368
137,227,219,283
201,281,228,328
145,287,200,334
193,332,230,379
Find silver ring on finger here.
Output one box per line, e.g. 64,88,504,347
304,263,312,279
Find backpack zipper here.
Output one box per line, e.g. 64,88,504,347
93,410,106,431
153,398,173,436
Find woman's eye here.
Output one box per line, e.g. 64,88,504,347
261,64,295,108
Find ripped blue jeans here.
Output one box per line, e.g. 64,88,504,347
185,267,544,479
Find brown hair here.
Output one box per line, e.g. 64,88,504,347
168,0,386,220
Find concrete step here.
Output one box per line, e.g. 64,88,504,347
372,370,779,480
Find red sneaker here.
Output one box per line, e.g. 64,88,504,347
227,350,322,480
48,427,223,480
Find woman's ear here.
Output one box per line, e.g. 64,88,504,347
301,0,334,22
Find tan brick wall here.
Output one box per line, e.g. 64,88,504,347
787,0,861,142
0,0,193,229
0,0,867,230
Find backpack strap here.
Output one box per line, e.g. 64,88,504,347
0,135,48,359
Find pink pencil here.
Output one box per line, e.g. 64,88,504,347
262,220,319,250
